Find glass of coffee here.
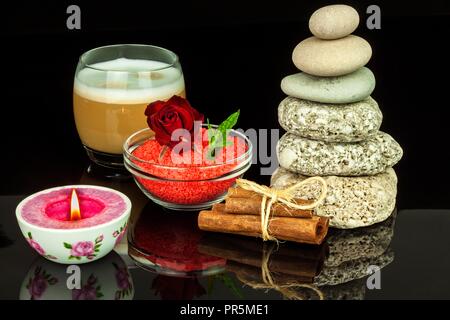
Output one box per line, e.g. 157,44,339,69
73,44,185,177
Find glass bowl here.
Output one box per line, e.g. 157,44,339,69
123,126,253,210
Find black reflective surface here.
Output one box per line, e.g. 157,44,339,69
2,0,450,300
1,173,450,300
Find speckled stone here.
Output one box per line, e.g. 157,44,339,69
278,96,382,142
292,35,372,76
280,67,375,104
309,5,360,40
277,132,403,176
270,167,398,228
314,248,394,286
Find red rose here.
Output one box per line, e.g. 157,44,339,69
145,96,204,147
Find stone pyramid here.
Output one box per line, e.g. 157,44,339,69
271,5,403,229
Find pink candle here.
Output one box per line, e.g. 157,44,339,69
16,185,131,264
21,187,127,229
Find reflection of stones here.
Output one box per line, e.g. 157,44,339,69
325,212,396,267
314,212,396,289
129,201,226,276
19,251,134,300
320,278,366,300
315,248,394,287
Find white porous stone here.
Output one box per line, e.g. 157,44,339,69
271,167,398,229
276,132,403,176
278,96,382,142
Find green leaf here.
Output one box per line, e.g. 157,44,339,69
97,292,104,298
207,110,240,159
217,109,240,138
214,139,233,148
68,255,74,260
76,256,81,260
27,232,32,239
63,242,72,249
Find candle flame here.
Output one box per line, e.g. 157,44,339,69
70,189,81,221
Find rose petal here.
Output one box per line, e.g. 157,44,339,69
172,105,194,131
145,100,166,117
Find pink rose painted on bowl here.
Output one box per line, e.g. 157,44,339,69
113,222,128,246
71,241,95,257
65,235,103,261
28,239,45,256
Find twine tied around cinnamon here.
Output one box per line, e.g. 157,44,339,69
238,243,324,300
235,177,328,242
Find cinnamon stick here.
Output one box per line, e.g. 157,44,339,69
198,204,328,245
225,187,313,218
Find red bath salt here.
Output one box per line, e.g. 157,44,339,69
20,187,128,229
131,129,248,205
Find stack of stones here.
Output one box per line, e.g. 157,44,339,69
271,5,403,229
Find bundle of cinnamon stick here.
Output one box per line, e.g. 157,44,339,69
198,186,329,245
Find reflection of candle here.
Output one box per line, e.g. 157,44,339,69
16,185,131,264
19,252,134,300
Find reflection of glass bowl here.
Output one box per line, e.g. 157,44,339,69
19,251,134,300
128,201,226,277
123,126,253,210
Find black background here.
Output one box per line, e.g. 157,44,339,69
2,0,450,209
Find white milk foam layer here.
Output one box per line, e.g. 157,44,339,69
74,58,185,104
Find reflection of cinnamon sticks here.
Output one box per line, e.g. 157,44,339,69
199,234,327,280
199,233,328,285
198,203,328,245
226,187,313,218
